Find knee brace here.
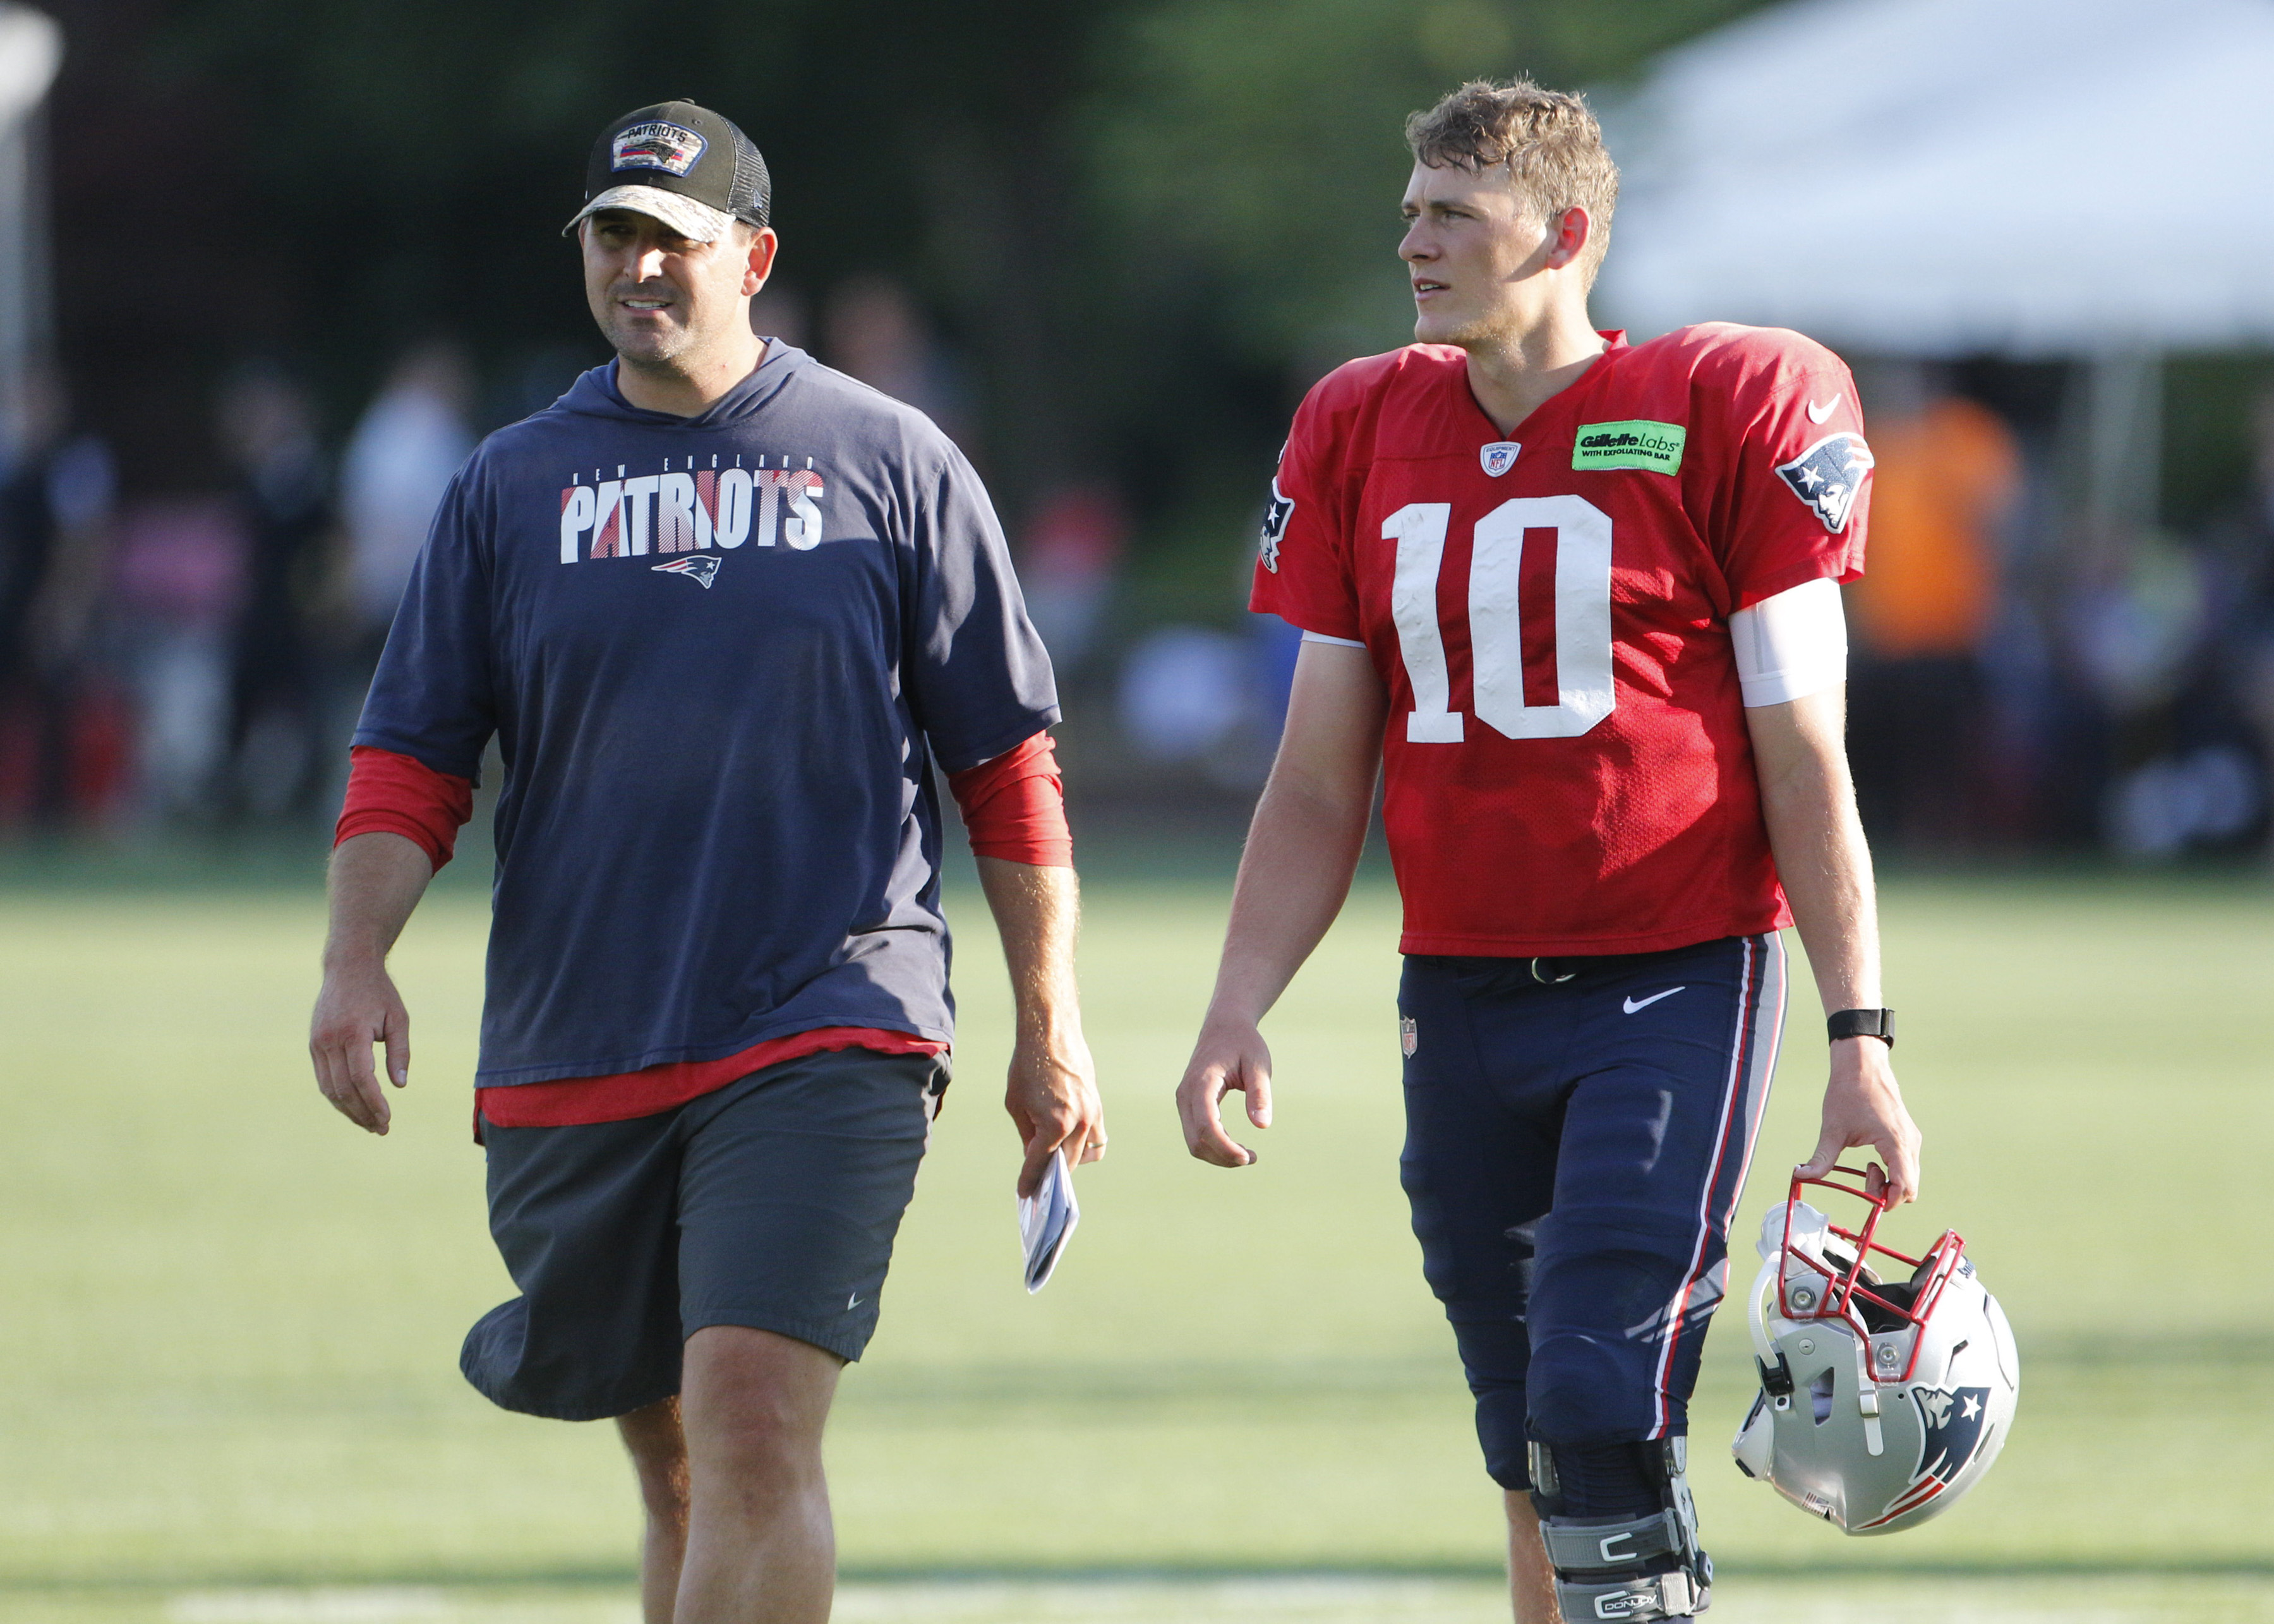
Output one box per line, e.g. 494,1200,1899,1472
1529,1437,1711,1621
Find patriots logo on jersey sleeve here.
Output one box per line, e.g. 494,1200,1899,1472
1774,432,1874,533
653,555,721,588
1258,477,1294,573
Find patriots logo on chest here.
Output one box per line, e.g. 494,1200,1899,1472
653,555,721,588
1774,432,1874,534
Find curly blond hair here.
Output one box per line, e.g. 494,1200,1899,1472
1405,78,1619,282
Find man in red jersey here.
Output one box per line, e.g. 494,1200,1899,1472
1176,80,1917,1624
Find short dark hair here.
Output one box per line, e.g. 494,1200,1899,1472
1405,78,1620,282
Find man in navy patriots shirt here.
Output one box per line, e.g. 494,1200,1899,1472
308,102,1102,1624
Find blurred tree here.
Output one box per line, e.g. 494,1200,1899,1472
152,0,1124,514
53,0,1769,606
1086,0,1772,374
1075,0,1774,621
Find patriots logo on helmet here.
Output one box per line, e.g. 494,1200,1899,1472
653,555,721,588
1258,477,1294,574
1913,1385,1993,1484
1856,1384,1994,1528
1774,432,1874,533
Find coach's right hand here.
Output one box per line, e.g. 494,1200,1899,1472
1177,1017,1272,1168
310,957,411,1135
310,830,435,1136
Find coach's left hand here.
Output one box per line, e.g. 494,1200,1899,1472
1006,1021,1104,1200
973,858,1104,1198
1798,1037,1919,1205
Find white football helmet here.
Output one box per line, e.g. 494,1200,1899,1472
1731,1170,2019,1534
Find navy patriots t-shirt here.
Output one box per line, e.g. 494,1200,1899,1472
357,346,1059,1089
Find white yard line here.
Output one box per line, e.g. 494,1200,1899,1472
143,1575,2274,1624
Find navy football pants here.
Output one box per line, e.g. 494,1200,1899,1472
1398,934,1784,1490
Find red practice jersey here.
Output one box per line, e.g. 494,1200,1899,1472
1251,325,1872,956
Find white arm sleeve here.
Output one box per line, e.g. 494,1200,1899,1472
1729,576,1848,707
1300,629,1366,649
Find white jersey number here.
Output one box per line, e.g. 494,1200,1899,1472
1383,495,1615,743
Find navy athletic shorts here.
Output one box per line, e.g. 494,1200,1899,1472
460,1047,947,1422
1397,934,1785,1489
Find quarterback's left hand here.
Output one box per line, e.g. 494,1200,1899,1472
1005,1023,1105,1200
1798,1037,1920,1205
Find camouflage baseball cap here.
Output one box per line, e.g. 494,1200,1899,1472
563,99,770,243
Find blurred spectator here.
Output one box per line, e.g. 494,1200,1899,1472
1847,370,2021,850
824,276,972,448
340,341,474,656
2065,524,2205,719
0,366,128,831
2235,388,2274,858
1117,623,1275,788
217,362,333,822
111,496,246,825
1019,484,1127,677
2106,382,2274,861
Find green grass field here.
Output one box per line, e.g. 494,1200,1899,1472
3,857,2271,1621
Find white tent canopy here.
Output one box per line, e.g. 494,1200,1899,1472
1597,0,2274,356
0,2,57,128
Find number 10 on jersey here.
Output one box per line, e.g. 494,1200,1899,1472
1385,495,1615,742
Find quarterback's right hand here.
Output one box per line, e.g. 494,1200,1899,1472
1176,1018,1272,1167
309,959,411,1136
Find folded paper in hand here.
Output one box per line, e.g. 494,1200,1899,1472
1017,1148,1080,1292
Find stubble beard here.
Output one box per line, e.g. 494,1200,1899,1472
607,308,695,370
1420,292,1531,358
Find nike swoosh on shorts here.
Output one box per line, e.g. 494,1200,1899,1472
1623,987,1686,1014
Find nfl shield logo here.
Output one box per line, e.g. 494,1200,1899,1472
1399,1016,1418,1057
1480,441,1521,478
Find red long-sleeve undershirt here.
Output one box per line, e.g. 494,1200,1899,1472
332,733,1070,1127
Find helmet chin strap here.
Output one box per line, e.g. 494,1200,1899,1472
1853,1335,1886,1457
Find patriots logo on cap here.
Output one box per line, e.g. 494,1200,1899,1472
614,122,707,177
1774,431,1874,534
653,555,721,588
1480,441,1521,478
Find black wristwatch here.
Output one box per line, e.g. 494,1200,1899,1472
1827,1008,1894,1047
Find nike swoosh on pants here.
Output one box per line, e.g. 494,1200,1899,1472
1623,987,1685,1014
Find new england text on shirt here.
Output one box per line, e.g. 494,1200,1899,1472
559,455,829,562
